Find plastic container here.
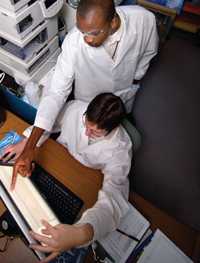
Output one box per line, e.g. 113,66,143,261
0,84,37,124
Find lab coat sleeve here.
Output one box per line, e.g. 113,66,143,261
134,12,159,80
22,103,66,146
76,146,132,242
34,32,77,132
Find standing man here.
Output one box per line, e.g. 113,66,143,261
12,0,158,181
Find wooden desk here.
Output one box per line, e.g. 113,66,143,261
1,111,200,262
0,111,103,211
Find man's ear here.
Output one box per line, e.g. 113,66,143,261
110,13,120,34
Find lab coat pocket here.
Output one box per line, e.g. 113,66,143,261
115,55,139,84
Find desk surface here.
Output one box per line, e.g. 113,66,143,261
0,111,103,210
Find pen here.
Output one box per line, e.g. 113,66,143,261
11,132,16,145
117,229,139,242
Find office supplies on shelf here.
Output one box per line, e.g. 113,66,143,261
39,0,64,18
0,48,60,84
0,0,61,85
0,36,59,75
0,2,45,41
93,202,150,263
0,17,58,48
0,0,31,12
31,164,84,224
0,19,58,62
137,229,193,263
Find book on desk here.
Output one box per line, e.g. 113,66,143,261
92,202,193,263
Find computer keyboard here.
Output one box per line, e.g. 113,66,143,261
30,164,84,225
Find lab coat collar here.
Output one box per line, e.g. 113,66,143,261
80,8,130,68
103,15,123,46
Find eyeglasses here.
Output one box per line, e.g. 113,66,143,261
81,29,107,37
76,22,110,38
82,115,107,138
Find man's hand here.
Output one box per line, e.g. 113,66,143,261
30,220,94,263
11,148,35,190
10,126,44,190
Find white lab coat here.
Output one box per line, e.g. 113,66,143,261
24,100,132,241
34,5,158,132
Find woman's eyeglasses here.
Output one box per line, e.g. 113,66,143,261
82,115,107,138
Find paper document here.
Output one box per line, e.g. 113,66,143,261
0,165,59,235
137,229,193,263
98,202,150,263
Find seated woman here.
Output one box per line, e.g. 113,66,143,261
1,93,133,263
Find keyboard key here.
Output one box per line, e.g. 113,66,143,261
30,164,84,224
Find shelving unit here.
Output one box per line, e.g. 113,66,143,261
0,0,62,84
174,1,200,33
137,0,177,42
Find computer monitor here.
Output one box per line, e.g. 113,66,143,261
0,182,46,260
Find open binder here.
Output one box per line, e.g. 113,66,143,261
0,165,60,260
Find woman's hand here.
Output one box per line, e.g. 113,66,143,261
0,138,27,163
30,220,94,263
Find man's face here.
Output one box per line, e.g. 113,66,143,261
76,9,112,47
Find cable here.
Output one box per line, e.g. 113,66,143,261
0,73,5,84
0,235,14,253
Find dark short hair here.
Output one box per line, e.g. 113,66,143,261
86,93,126,134
77,0,115,23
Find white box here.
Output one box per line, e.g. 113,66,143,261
0,31,57,63
0,20,58,62
0,0,31,12
0,48,60,83
0,16,58,48
0,1,45,41
0,0,63,15
0,36,59,75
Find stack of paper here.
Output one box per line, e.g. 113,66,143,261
96,202,150,263
137,229,193,263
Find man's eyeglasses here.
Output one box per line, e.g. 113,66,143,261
76,22,110,38
81,29,107,37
